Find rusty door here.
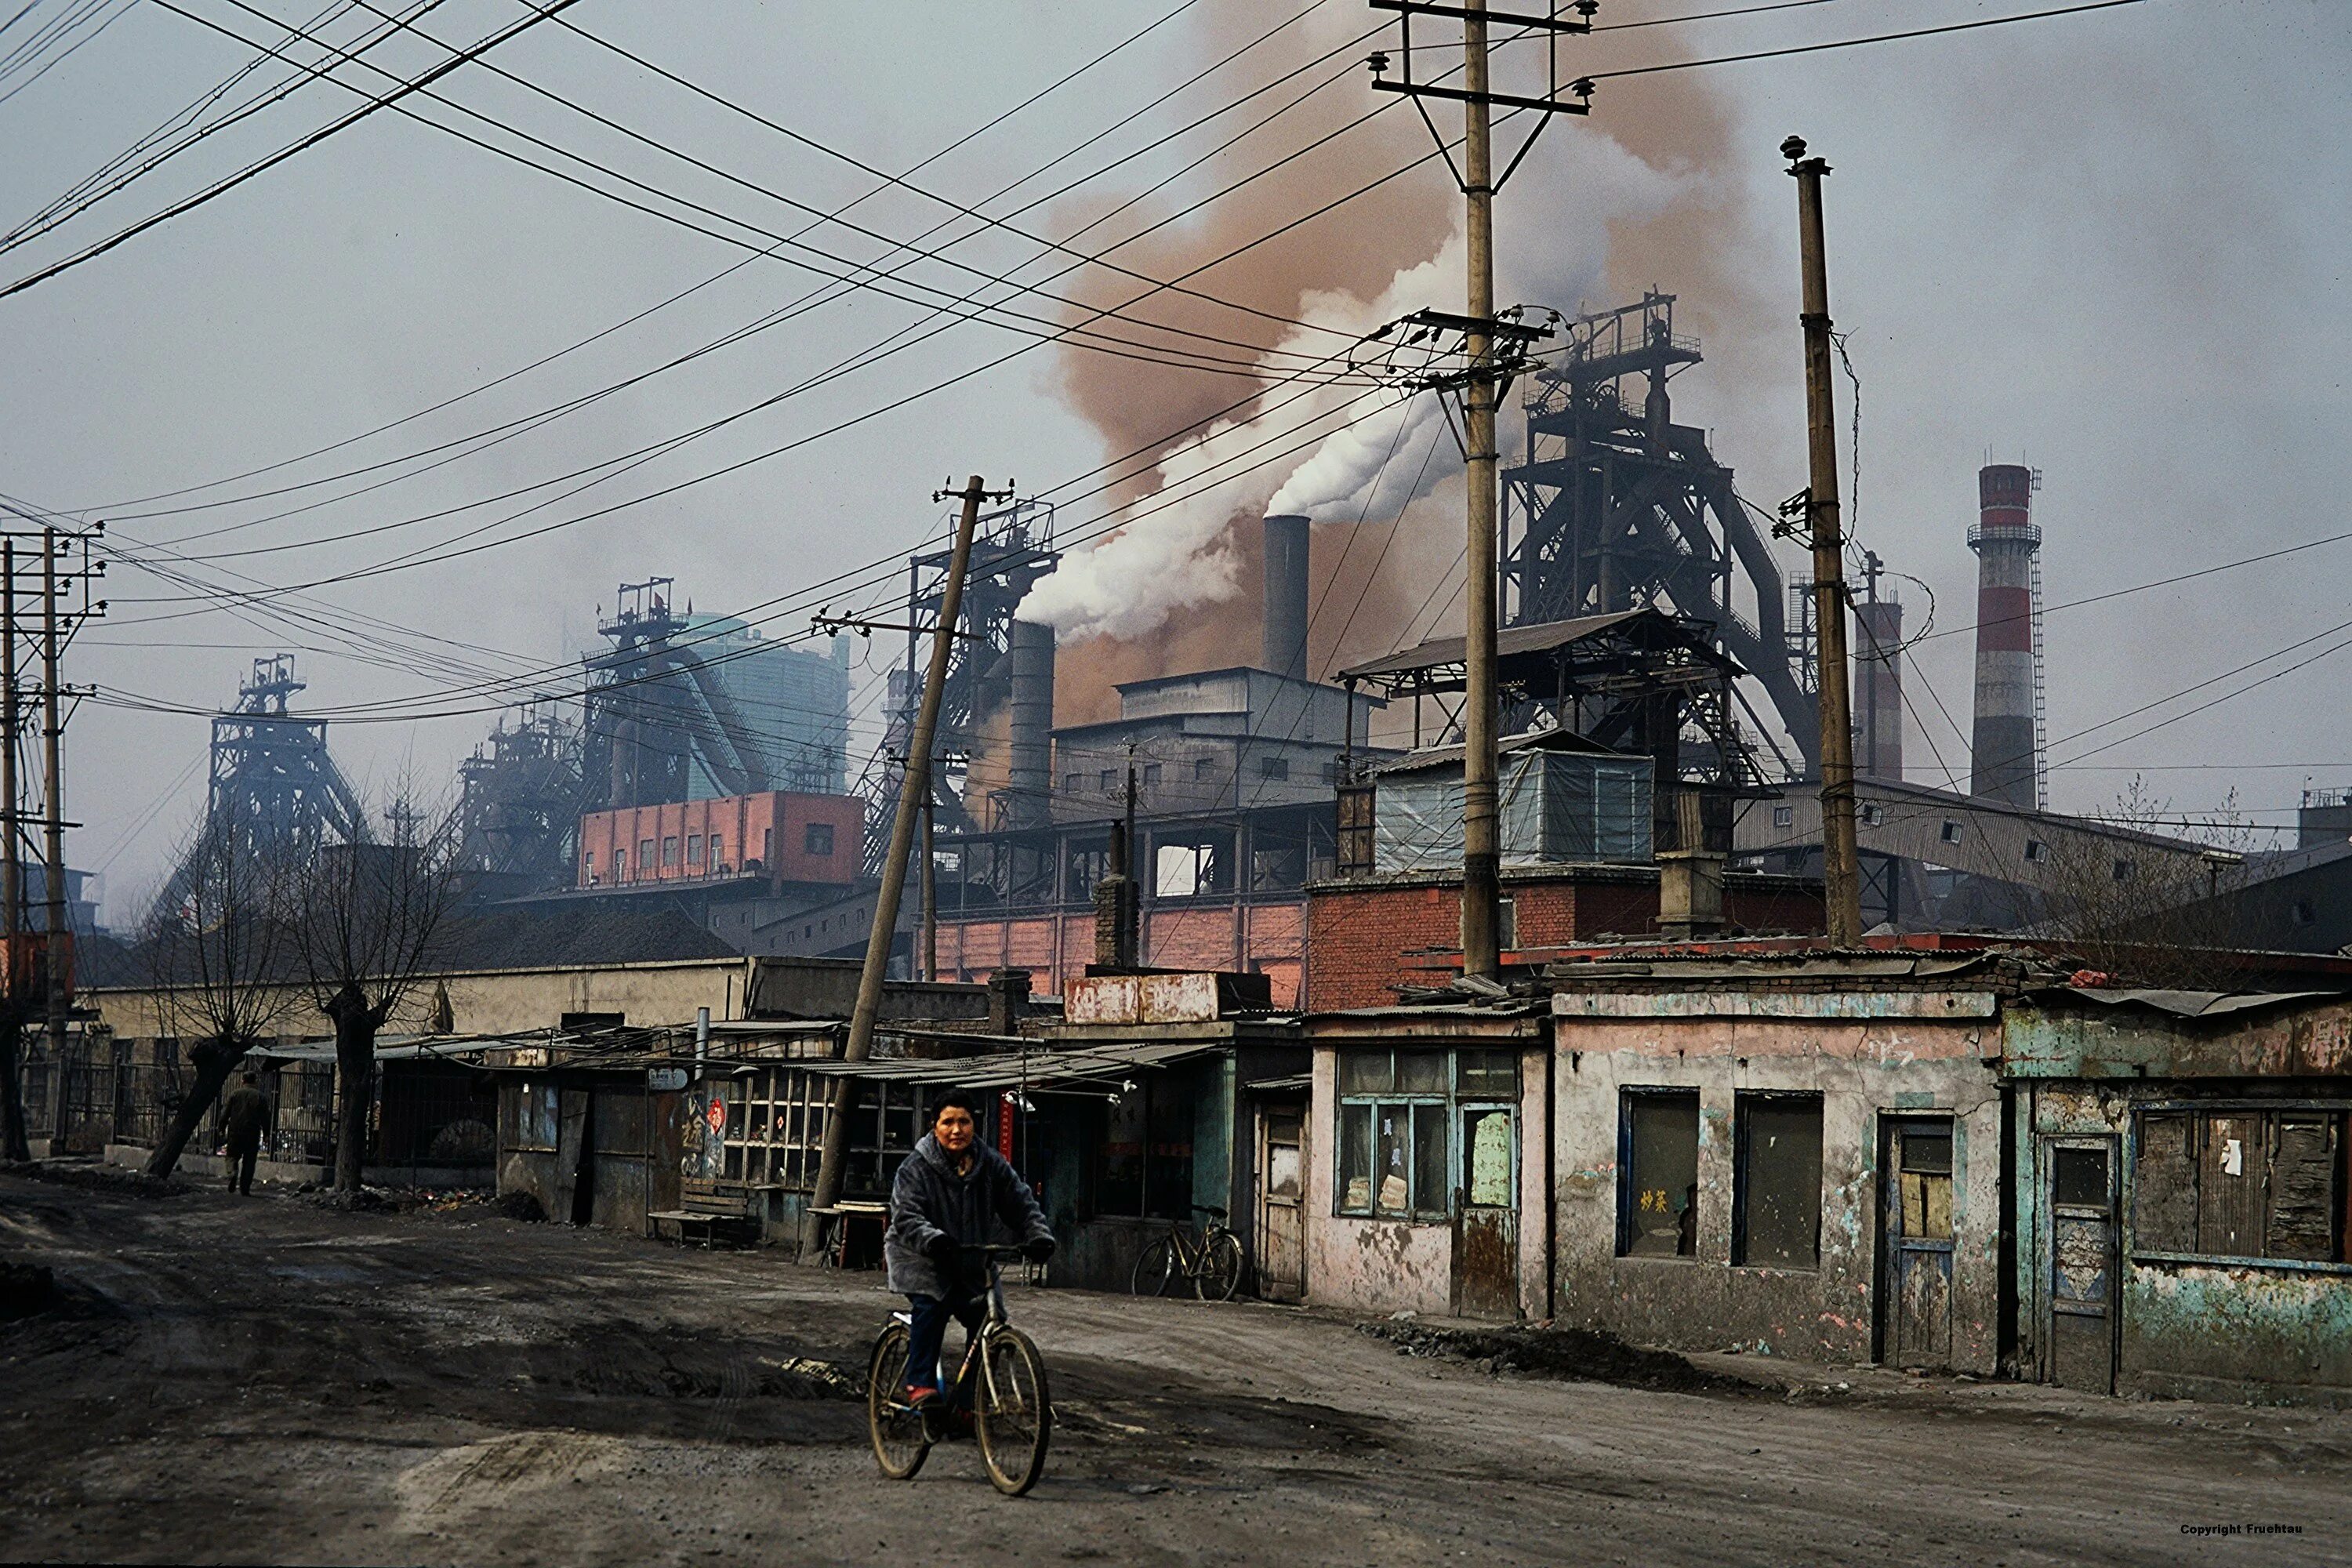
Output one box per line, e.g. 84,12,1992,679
1255,1110,1306,1303
2045,1136,2118,1393
1451,1105,1519,1319
1881,1118,1955,1367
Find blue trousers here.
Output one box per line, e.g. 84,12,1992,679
904,1290,985,1398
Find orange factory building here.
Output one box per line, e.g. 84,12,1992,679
577,790,863,891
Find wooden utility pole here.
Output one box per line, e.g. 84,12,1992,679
39,528,67,1120
1371,0,1589,979
806,475,1007,1236
919,788,937,983
1785,136,1863,946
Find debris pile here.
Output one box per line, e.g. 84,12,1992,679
1359,1318,1752,1396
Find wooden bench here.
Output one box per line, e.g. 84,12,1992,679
648,1179,766,1248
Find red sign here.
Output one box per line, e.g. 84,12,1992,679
705,1097,728,1135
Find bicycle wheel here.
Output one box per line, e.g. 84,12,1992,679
1131,1235,1177,1297
975,1327,1053,1497
866,1323,931,1480
1194,1228,1244,1302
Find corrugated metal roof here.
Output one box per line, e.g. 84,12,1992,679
1338,611,1650,681
794,1039,1224,1089
2057,987,2343,1018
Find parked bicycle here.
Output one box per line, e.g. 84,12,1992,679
866,1244,1052,1497
1130,1203,1244,1301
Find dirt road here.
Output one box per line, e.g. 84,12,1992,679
2,1173,2347,1566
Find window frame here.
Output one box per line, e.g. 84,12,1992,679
1730,1090,1824,1270
2129,1102,2350,1272
1332,1047,1519,1221
1618,1087,1702,1260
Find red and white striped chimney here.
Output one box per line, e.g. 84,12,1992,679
1969,464,2039,808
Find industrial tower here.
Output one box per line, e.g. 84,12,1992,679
1968,464,2045,808
854,498,1058,874
152,655,368,919
1501,294,1818,778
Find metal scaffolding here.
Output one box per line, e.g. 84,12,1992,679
1501,293,1817,779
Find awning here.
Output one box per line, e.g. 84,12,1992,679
793,1039,1226,1091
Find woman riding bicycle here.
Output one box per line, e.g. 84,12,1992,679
884,1087,1055,1412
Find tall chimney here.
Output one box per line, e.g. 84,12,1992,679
1007,619,1054,828
1262,514,1310,681
1852,558,1903,782
1969,464,2040,808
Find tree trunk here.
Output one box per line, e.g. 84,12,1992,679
0,1009,30,1163
145,1039,241,1179
328,993,379,1193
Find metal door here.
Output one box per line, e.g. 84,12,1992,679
1255,1110,1306,1303
1451,1105,1519,1319
2046,1136,2118,1393
1881,1117,1955,1367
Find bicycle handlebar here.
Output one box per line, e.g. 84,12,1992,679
956,1243,1035,1260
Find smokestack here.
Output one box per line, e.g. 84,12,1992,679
1969,463,2041,808
1007,619,1054,829
1853,558,1903,782
1262,514,1310,681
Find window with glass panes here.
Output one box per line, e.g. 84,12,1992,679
1334,1047,1519,1219
713,1068,922,1192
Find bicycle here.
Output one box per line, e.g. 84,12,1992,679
1130,1203,1245,1301
866,1245,1053,1497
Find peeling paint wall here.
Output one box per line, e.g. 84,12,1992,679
2020,1071,2352,1405
1302,1038,1551,1319
1550,995,2003,1373
1304,1047,1453,1316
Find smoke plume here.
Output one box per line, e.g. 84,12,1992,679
1016,5,1762,713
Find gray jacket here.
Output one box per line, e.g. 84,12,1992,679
884,1133,1052,1298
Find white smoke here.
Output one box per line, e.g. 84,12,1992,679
1017,125,1690,644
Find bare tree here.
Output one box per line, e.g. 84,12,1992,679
284,797,464,1193
2041,778,2258,989
143,822,297,1178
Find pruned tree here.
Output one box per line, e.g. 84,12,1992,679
283,795,464,1192
143,821,298,1178
2041,779,2258,989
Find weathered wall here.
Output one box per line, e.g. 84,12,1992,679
2021,1075,2352,1404
1304,870,1825,1012
93,957,749,1044
1550,990,2002,1371
1304,1046,1453,1316
937,902,1305,1004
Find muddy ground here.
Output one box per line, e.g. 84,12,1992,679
2,1171,2348,1566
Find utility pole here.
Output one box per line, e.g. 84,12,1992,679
1370,0,1590,979
807,475,1008,1237
919,786,937,983
40,527,67,1126
1785,136,1863,946
0,539,21,1162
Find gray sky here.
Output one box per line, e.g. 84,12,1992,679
2,0,2346,923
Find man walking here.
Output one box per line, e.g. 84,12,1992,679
220,1071,269,1197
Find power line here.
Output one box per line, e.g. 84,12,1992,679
71,0,1230,515
0,0,592,299
1581,0,2149,83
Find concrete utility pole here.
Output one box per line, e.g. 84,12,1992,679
1457,2,1503,979
40,527,67,1107
1785,136,1864,946
0,539,21,1162
1370,0,1590,978
2,540,18,973
807,475,1007,1236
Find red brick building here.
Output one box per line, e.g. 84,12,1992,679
1305,866,1824,1011
577,790,863,892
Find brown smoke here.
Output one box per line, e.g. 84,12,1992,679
1044,6,1757,725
